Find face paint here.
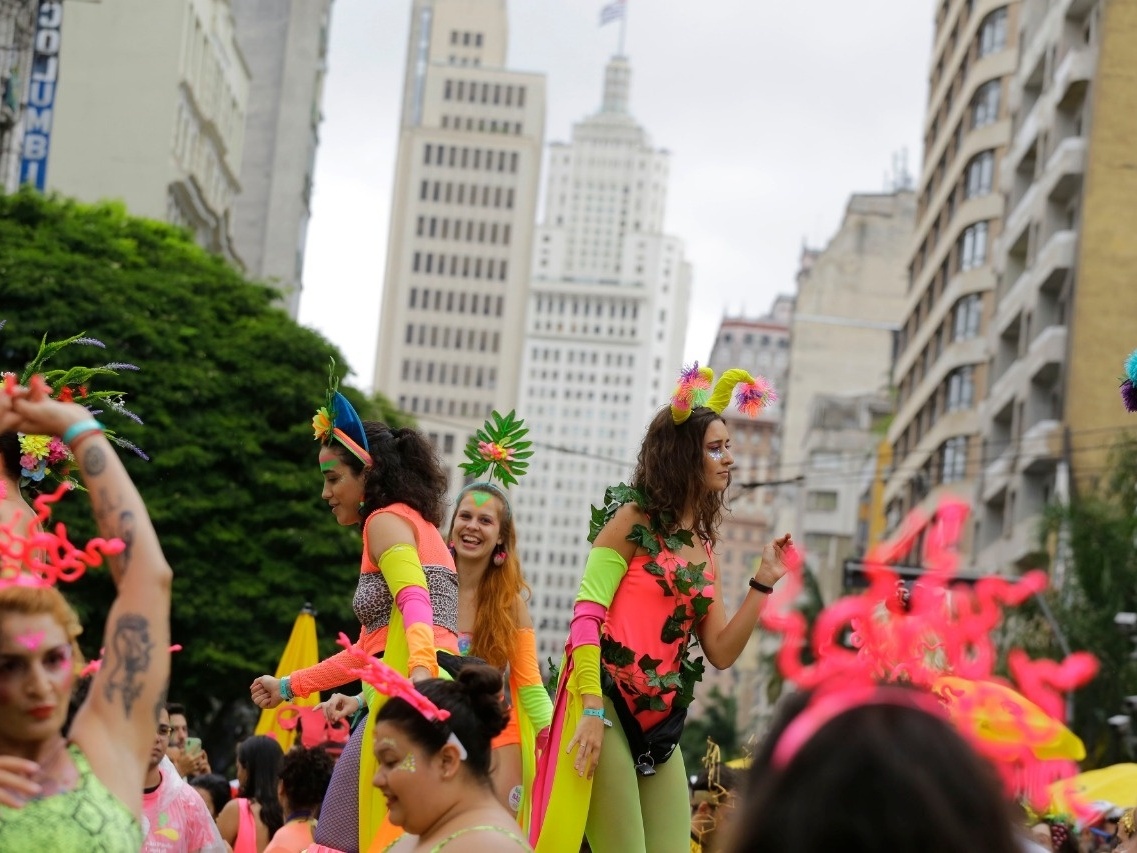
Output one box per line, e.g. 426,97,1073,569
394,753,416,773
707,448,726,462
471,491,492,507
15,632,44,651
378,737,397,750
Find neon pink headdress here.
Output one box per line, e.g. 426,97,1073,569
762,496,1097,813
0,483,125,588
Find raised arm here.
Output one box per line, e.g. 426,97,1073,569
695,533,792,669
2,378,173,812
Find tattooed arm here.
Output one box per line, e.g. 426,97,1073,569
0,379,172,816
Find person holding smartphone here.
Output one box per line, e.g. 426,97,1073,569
167,701,211,777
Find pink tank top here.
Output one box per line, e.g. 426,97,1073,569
235,797,258,853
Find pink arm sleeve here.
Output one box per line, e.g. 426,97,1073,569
394,585,432,629
569,600,607,649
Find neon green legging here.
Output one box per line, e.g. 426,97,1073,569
584,697,691,853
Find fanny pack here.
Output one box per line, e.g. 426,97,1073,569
602,670,687,776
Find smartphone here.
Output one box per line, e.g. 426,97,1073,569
185,736,202,756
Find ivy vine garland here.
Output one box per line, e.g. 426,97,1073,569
589,483,712,713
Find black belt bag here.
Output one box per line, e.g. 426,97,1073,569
601,671,687,776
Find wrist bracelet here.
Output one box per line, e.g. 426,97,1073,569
354,693,365,710
582,707,613,728
279,675,294,702
62,418,104,447
749,577,775,595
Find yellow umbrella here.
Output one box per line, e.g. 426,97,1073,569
255,603,320,751
726,756,752,770
1050,763,1137,813
933,676,1085,761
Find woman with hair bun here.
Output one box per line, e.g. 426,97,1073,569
250,367,460,853
371,664,531,852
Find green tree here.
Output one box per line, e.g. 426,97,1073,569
0,189,381,748
1018,435,1137,765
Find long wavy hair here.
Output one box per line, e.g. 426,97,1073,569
334,421,449,527
631,406,728,546
447,487,528,671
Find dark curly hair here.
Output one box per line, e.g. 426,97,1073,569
375,664,509,782
631,406,728,545
278,746,336,814
332,421,449,527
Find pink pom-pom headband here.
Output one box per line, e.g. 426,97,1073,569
669,364,777,425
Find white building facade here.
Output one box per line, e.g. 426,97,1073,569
46,0,249,262
229,0,333,317
518,57,692,662
373,0,545,499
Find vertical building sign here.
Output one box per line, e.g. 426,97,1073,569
19,1,63,190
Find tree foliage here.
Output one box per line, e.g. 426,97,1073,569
0,189,382,746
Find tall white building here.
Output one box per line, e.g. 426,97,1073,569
373,0,545,496
230,0,333,318
518,56,692,661
46,0,249,262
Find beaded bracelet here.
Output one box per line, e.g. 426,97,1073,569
62,418,104,447
279,675,294,702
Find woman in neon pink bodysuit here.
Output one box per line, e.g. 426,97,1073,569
530,366,794,853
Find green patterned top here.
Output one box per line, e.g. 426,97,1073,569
0,743,141,852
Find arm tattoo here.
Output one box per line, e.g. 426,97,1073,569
111,510,136,581
103,613,153,717
83,445,107,476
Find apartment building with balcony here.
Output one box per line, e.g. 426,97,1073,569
974,0,1137,572
885,0,1022,553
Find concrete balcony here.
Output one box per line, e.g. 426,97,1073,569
1055,44,1096,110
1018,418,1063,475
994,268,1029,340
1003,182,1037,252
1044,137,1087,203
982,444,1013,503
973,513,1044,575
1034,229,1076,293
986,358,1024,426
1008,99,1042,176
1025,324,1067,385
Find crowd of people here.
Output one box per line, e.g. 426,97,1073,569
0,346,1130,853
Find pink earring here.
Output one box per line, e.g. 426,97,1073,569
447,542,457,560
492,546,506,567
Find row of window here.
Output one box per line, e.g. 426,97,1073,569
528,348,636,368
897,293,982,409
423,144,520,174
440,115,525,135
449,30,483,47
415,216,512,246
887,434,972,527
442,79,527,108
901,222,988,359
535,295,640,320
913,148,995,287
401,360,498,388
419,180,516,210
398,395,493,419
408,287,503,316
403,323,502,352
411,251,509,282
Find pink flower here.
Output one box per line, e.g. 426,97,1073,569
46,438,70,464
19,453,39,471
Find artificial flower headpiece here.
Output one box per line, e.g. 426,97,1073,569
761,495,1097,813
1120,349,1137,412
0,482,125,588
336,633,468,759
670,363,777,425
312,359,372,468
458,409,532,489
2,328,146,489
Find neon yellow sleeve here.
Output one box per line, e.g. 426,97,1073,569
570,643,602,698
575,546,629,607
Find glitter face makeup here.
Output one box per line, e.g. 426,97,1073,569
15,631,45,651
706,448,726,462
394,753,416,774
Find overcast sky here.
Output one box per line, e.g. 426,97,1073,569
299,0,935,393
